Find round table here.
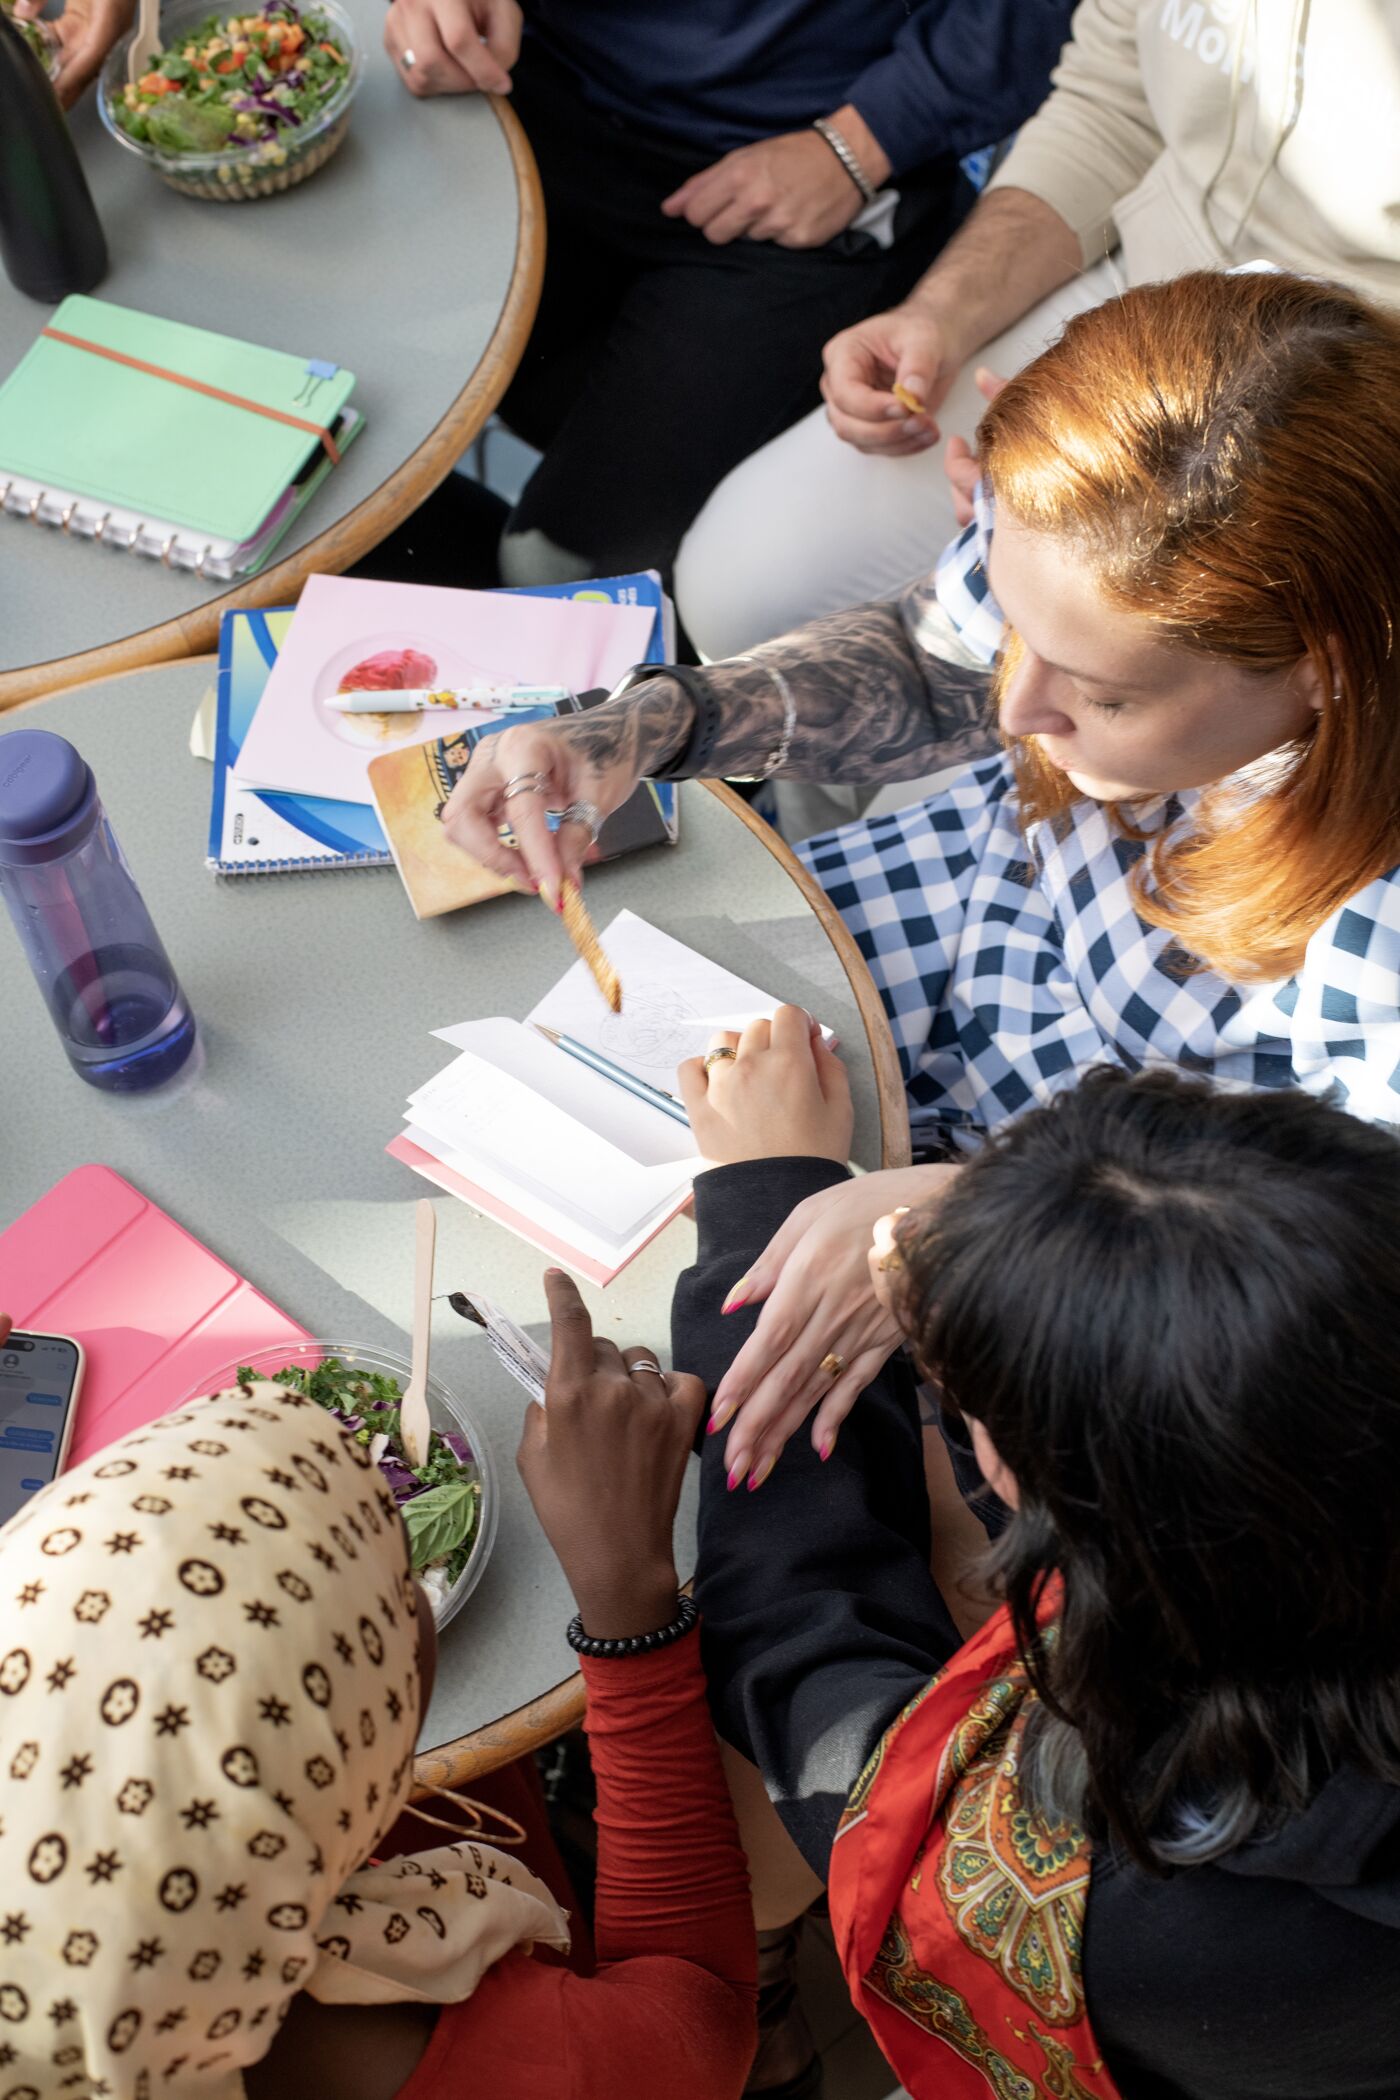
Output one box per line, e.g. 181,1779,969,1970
1,659,909,1784
0,4,543,709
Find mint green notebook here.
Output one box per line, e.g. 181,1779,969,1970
0,294,358,543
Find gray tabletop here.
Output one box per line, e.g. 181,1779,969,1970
0,661,885,1752
0,0,525,690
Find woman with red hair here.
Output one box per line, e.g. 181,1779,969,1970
447,269,1400,1481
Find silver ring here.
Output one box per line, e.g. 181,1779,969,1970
629,1359,665,1379
558,800,602,843
703,1046,738,1073
501,774,551,805
400,47,415,68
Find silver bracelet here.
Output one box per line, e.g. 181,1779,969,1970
728,656,798,782
811,117,877,207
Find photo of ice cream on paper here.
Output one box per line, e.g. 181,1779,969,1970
232,574,657,807
315,633,485,751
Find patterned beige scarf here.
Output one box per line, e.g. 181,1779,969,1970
0,1380,569,2100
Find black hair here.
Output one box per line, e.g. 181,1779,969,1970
898,1068,1400,1870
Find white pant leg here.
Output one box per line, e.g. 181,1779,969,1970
675,256,1125,662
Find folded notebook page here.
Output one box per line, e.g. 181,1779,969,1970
392,911,831,1283
0,295,358,545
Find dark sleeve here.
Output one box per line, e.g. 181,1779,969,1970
846,0,1077,176
673,1160,964,1877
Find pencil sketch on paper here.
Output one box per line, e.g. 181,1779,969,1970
599,983,699,1071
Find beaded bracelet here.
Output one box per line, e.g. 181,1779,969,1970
566,1591,698,1660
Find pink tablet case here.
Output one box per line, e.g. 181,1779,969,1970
0,1165,311,1467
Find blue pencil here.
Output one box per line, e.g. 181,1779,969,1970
530,1024,691,1127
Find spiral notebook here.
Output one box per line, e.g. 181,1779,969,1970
209,572,678,875
0,296,363,581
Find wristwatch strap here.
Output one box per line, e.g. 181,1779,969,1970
608,662,721,780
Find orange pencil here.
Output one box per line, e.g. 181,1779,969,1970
558,880,622,1013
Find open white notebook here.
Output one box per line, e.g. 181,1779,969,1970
387,911,825,1283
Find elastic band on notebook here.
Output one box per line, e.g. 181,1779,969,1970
41,327,343,465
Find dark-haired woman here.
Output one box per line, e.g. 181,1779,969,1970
671,1019,1400,2100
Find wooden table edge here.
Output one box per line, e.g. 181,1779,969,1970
414,777,909,1793
0,96,546,713
7,662,906,1788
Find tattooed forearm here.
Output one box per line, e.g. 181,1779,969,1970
552,675,697,779
546,579,996,788
707,577,996,783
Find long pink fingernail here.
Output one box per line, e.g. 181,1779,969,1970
721,1276,750,1315
707,1400,735,1436
747,1455,776,1492
726,1460,747,1493
819,1437,833,1462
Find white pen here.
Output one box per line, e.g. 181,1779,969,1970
324,685,572,714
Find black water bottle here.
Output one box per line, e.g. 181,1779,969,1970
0,9,107,303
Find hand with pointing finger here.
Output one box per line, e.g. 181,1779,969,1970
516,1269,706,1640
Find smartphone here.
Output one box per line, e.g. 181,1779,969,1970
0,1332,85,1524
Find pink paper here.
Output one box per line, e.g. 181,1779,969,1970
233,574,657,806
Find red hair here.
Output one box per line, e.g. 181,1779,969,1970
979,271,1400,981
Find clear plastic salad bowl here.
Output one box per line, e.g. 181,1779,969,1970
190,1340,499,1629
98,0,362,202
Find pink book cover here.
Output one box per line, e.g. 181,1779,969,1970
0,1166,310,1467
385,1134,690,1288
232,572,657,807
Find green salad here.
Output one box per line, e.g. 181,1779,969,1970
111,0,349,158
3,0,59,74
242,1357,482,1609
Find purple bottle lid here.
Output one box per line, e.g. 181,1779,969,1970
0,729,98,866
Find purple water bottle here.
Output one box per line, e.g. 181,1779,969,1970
0,729,196,1091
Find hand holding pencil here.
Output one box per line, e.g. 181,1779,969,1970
440,715,640,900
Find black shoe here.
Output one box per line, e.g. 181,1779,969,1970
745,1922,824,2098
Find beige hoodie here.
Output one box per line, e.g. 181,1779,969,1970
991,0,1400,308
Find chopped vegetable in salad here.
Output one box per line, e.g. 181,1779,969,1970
2,0,57,71
111,0,348,157
240,1358,481,1601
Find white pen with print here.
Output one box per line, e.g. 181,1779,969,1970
325,685,573,714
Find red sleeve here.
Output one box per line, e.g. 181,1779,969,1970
395,1629,757,2100
400,1954,754,2100
581,1629,757,1992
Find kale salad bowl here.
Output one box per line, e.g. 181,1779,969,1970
99,0,362,201
195,1340,499,1629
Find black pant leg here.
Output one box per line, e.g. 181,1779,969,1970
499,43,968,578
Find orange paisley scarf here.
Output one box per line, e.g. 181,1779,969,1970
828,1595,1122,2100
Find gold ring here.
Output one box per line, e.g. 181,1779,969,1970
876,1247,904,1273
703,1047,738,1073
819,1352,846,1379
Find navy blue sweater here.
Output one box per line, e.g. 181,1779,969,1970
523,0,1076,178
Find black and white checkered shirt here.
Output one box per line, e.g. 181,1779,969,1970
799,499,1400,1149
